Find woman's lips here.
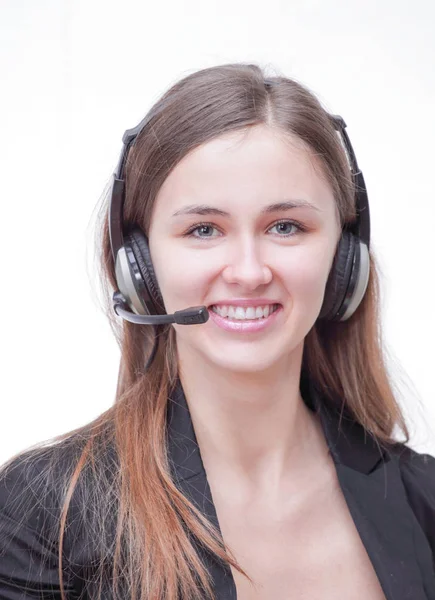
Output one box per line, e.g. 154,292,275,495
208,305,282,333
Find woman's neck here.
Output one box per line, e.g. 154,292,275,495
176,342,326,494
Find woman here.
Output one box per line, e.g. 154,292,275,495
1,63,434,600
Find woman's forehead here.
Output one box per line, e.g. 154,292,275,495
153,125,336,218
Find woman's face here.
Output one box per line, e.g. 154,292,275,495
148,124,341,374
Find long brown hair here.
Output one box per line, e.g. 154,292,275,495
1,63,410,600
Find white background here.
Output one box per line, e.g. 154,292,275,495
1,0,434,464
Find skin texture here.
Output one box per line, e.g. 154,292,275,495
148,124,341,493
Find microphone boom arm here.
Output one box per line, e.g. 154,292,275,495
113,293,209,325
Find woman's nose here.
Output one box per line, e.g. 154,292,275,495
221,241,273,289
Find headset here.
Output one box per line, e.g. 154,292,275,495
108,91,370,328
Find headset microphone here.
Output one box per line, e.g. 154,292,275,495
112,292,209,325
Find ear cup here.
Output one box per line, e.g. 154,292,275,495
319,231,356,321
126,228,166,314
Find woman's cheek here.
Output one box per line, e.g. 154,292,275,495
157,261,213,313
283,247,332,292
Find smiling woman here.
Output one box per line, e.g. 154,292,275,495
148,124,340,373
1,63,434,600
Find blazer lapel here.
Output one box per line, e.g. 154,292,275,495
308,379,435,600
166,379,238,599
166,377,435,600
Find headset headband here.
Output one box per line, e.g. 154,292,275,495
332,115,370,247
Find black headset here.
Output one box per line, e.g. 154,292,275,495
108,99,370,327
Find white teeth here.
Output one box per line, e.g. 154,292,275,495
235,307,245,319
220,305,229,317
245,307,256,319
211,304,278,320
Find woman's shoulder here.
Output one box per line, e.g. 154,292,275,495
0,440,85,539
387,442,435,550
390,442,435,486
0,432,118,533
0,434,119,597
386,441,435,492
0,442,81,597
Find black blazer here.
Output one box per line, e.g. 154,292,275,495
1,378,435,599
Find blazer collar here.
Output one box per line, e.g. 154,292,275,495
166,376,435,600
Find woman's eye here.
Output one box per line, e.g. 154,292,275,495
268,221,300,236
183,219,305,240
185,223,220,238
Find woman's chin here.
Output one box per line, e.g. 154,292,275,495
203,351,282,376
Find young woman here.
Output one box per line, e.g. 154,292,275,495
1,63,434,600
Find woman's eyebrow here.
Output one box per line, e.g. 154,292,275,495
171,200,320,218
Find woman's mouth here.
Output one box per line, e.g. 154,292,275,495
207,303,282,333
